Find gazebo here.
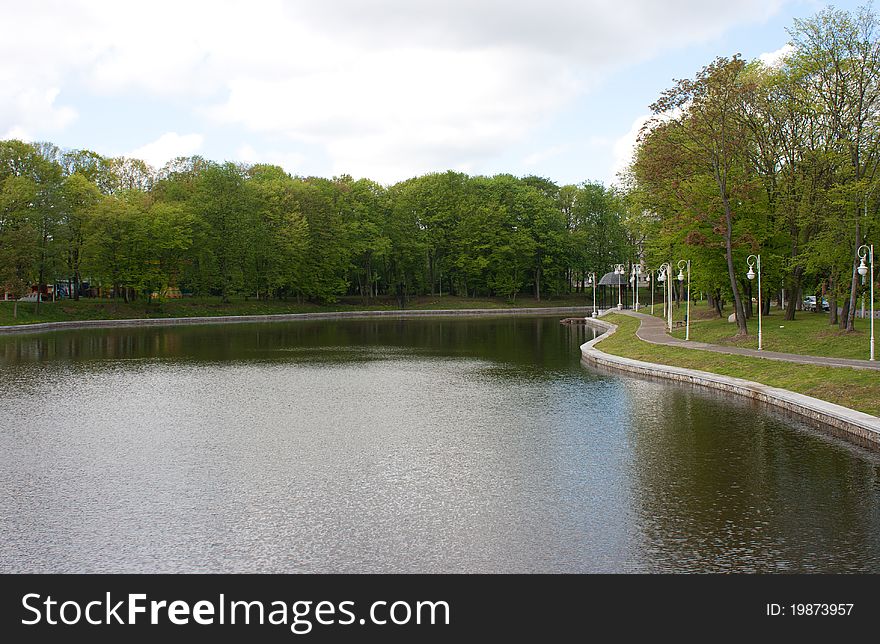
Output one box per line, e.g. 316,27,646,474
597,271,630,310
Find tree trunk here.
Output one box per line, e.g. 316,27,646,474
784,266,804,321
428,251,434,297
367,255,373,302
828,273,838,325
36,265,44,315
719,192,748,335
785,295,798,321
745,280,752,318
839,297,849,331
846,220,860,331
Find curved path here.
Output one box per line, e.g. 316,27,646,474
620,309,880,371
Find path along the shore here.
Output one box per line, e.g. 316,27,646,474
614,309,880,371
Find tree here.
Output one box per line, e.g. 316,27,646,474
191,163,255,302
59,173,100,299
247,165,311,300
83,194,147,300
789,5,880,331
637,56,756,335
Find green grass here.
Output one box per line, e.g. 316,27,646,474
664,301,875,360
596,313,880,417
0,294,595,326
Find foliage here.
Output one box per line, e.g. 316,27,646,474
0,141,629,305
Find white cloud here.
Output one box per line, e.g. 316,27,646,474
237,144,259,164
523,145,569,167
208,47,579,183
236,144,306,175
759,43,794,67
609,114,654,185
2,126,32,142
128,132,204,168
0,0,791,181
607,108,685,185
0,87,76,141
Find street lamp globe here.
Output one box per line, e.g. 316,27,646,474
747,266,755,280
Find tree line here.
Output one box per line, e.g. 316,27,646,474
0,140,629,310
628,3,880,334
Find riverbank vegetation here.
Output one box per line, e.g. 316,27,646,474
597,314,880,416
0,142,628,310
628,4,879,336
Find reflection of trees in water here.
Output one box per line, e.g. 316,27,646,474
0,317,592,372
625,382,880,572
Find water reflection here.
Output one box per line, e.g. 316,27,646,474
0,316,878,572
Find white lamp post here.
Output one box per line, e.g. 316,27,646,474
633,265,642,311
586,272,597,317
629,266,639,311
615,264,625,309
677,259,691,341
746,254,762,351
857,244,875,361
658,262,671,332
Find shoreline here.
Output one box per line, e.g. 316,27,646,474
6,305,877,449
0,306,592,335
581,317,880,450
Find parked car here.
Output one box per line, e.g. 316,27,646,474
802,296,830,311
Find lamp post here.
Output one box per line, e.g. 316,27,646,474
746,254,762,351
857,244,875,361
586,272,597,317
677,259,691,341
615,264,625,309
658,262,671,332
629,266,639,311
631,265,642,311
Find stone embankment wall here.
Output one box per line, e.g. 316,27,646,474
581,318,880,449
0,307,593,335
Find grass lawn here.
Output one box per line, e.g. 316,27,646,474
663,301,876,360
597,313,880,417
640,302,880,360
0,294,595,326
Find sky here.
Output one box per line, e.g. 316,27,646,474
0,0,867,186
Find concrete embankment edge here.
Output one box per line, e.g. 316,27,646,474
581,318,880,449
0,306,592,336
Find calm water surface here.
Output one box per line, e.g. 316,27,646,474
1,316,879,573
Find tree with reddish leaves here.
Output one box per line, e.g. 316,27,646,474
634,56,756,336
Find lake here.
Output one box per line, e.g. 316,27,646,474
1,315,879,572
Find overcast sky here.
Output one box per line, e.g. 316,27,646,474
1,0,862,185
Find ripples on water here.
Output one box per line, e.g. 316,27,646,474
1,317,878,573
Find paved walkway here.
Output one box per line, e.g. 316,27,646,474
616,309,880,371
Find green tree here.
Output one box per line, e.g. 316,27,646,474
637,56,757,335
